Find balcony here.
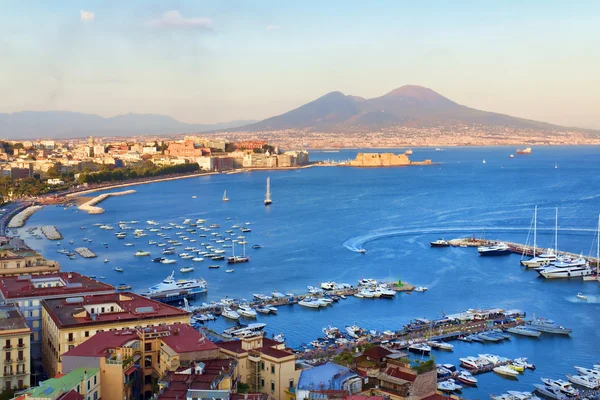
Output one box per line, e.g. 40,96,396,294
248,352,261,363
16,358,26,364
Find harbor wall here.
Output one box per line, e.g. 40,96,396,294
78,190,136,214
7,205,43,228
349,152,433,167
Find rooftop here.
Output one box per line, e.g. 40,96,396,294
26,368,99,398
0,271,114,300
298,363,356,391
158,359,235,399
43,292,189,328
0,304,30,333
360,345,392,360
62,330,139,358
159,324,218,354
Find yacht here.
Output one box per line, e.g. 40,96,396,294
298,298,320,308
576,292,587,300
430,238,450,247
179,267,194,273
478,242,511,256
456,370,478,386
479,354,508,364
566,374,600,389
408,342,431,354
414,286,428,292
540,378,579,396
115,232,127,239
237,305,257,318
134,250,151,256
221,308,240,320
538,259,592,279
274,333,285,343
322,326,340,339
142,271,207,302
114,267,124,273
533,384,569,400
160,258,177,264
574,366,600,378
345,325,363,339
358,278,378,286
429,340,453,351
437,379,462,393
494,365,519,378
222,190,229,202
264,177,272,206
521,251,557,268
460,357,486,369
320,281,337,290
506,326,542,337
375,286,396,298
116,284,132,291
527,318,572,335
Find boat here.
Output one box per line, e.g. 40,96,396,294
521,206,558,268
437,379,462,392
527,318,572,335
456,370,478,386
538,259,592,279
226,269,234,273
494,366,519,378
345,325,363,339
255,306,270,314
116,284,132,290
252,245,262,249
576,292,587,300
103,259,109,263
508,364,525,372
134,250,150,256
222,190,229,202
540,378,579,396
114,267,124,273
180,267,194,273
322,326,341,339
429,341,453,351
298,298,320,308
124,243,134,247
574,366,600,378
483,159,486,164
430,238,450,247
375,286,395,298
516,147,532,155
273,333,285,343
227,240,249,264
506,326,542,337
208,265,220,269
478,242,511,256
479,354,507,364
320,282,337,290
414,286,428,292
221,308,240,320
192,257,204,262
533,384,569,400
142,271,208,302
509,154,515,158
408,342,431,354
264,177,272,206
567,374,600,389
513,358,536,370
115,232,127,239
238,305,257,318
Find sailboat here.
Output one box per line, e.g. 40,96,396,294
482,159,486,164
222,190,229,202
521,207,557,268
554,162,558,169
264,177,272,206
227,237,249,264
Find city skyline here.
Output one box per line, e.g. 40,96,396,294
1,1,599,129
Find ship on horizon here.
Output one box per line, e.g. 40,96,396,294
516,147,532,155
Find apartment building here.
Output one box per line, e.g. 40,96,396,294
0,305,30,392
0,240,60,276
15,367,100,400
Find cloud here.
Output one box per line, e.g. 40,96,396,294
80,10,95,22
146,10,212,30
266,25,280,31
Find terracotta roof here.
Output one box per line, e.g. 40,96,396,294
62,330,139,358
42,292,189,328
345,396,385,400
385,367,415,382
0,272,114,300
361,345,392,360
159,325,218,353
216,340,245,354
257,345,295,359
422,394,451,400
58,391,85,400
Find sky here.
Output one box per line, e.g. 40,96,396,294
1,0,599,129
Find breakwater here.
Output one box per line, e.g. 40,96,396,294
41,225,62,240
74,247,97,258
7,205,43,228
78,190,136,214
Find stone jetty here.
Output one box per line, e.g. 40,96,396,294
349,152,432,167
7,205,43,228
79,190,136,214
74,247,97,258
41,225,62,240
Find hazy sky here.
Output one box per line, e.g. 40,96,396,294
1,1,599,128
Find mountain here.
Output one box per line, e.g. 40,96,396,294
234,85,564,132
0,111,256,139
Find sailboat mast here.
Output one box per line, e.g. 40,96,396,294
597,214,599,276
533,205,537,256
554,208,558,254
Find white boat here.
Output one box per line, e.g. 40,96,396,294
521,206,558,268
134,250,151,256
478,242,511,256
222,190,229,202
478,354,507,364
375,285,396,298
538,260,592,279
408,342,431,354
533,384,568,400
160,258,177,264
141,271,207,300
298,298,320,308
320,281,337,290
566,374,600,389
429,340,454,351
124,243,134,247
264,177,272,206
460,357,484,369
226,269,234,273
437,379,462,392
358,278,377,286
574,366,600,378
576,292,587,300
114,267,124,273
237,305,257,318
322,326,340,339
540,378,579,396
506,326,542,337
483,159,486,164
345,325,363,339
494,365,519,378
221,308,240,320
180,267,194,273
273,333,285,343
414,286,428,292
456,370,478,386
192,257,204,262
116,232,127,239
103,259,109,263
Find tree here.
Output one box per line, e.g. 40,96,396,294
46,166,60,178
236,383,249,394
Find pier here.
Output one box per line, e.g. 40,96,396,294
41,225,62,240
7,205,43,228
78,189,136,214
74,247,97,258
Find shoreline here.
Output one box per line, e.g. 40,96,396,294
7,205,43,229
78,190,136,214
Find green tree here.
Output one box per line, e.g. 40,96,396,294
46,166,60,178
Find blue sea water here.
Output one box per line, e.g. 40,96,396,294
17,146,600,398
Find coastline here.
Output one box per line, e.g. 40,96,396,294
7,205,43,229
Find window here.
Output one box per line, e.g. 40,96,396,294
33,320,40,328
271,364,275,374
101,307,105,313
271,381,275,392
32,300,39,306
144,375,152,385
5,339,10,348
94,392,98,400
261,378,264,388
5,352,11,361
68,345,74,351
18,338,23,347
87,380,90,390
289,379,294,388
85,331,90,338
145,343,151,351
18,379,23,389
18,350,23,360
5,381,10,390
260,362,264,370
91,308,95,314
68,333,74,342
94,375,97,385
32,309,39,317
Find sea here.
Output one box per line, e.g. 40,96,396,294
16,146,600,398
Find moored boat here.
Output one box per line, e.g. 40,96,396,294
430,238,450,247
478,242,511,256
506,325,542,337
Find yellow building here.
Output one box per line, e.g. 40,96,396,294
0,240,60,276
41,292,190,379
61,324,225,400
218,336,300,400
0,305,30,392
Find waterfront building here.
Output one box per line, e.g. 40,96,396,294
61,323,218,399
0,272,114,366
165,141,208,157
217,336,299,400
295,363,362,400
0,239,60,276
41,292,190,378
0,305,30,392
15,367,100,400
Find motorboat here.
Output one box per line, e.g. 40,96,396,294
160,259,177,264
322,326,340,339
533,384,569,400
478,242,511,256
375,286,396,298
521,250,557,268
494,366,519,378
429,341,454,351
298,298,320,308
566,374,600,389
237,305,257,318
477,332,502,342
320,281,337,290
124,243,134,247
408,342,431,354
430,238,450,247
221,308,240,320
513,358,536,370
255,306,270,314
142,271,207,301
273,333,285,343
252,245,262,249
479,354,508,364
506,325,542,337
437,379,462,392
358,278,377,286
134,250,151,256
456,370,478,386
437,366,453,380
460,356,485,369
103,259,109,263
192,257,204,262
180,267,194,273
414,286,428,292
527,318,572,335
266,305,278,314
116,284,132,290
576,292,588,300
115,232,127,239
345,325,363,339
540,378,579,396
114,267,124,273
538,259,592,279
508,364,525,372
208,265,220,269
574,366,600,378
253,294,271,301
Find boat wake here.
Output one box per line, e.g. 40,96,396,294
566,295,600,304
343,226,597,252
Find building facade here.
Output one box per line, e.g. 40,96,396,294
0,305,30,392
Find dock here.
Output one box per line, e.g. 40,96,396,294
74,247,97,258
41,225,63,240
